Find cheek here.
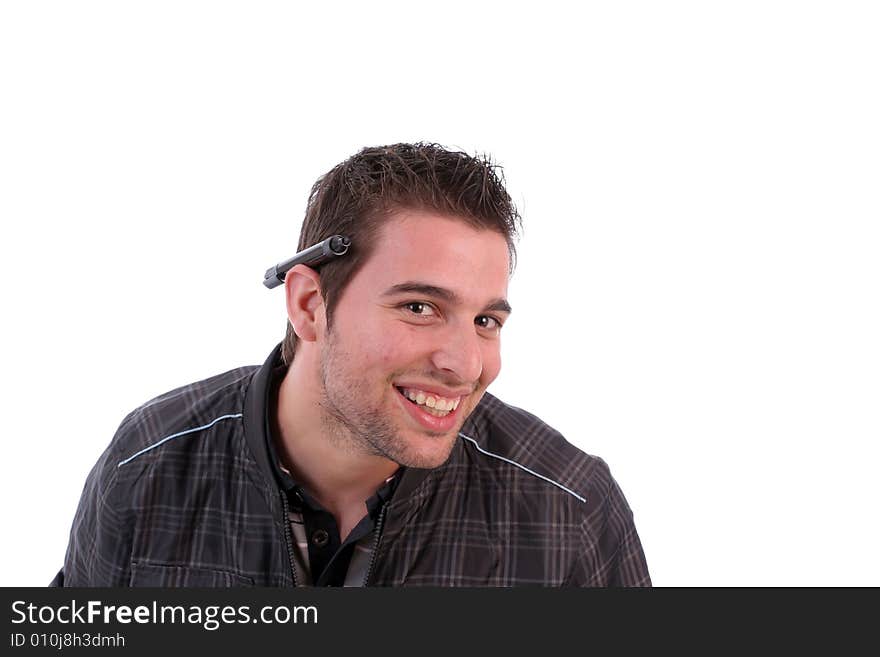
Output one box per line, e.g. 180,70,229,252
480,344,503,387
378,327,429,369
349,321,418,371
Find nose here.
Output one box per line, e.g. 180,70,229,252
430,323,483,384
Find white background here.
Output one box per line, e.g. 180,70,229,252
1,1,877,586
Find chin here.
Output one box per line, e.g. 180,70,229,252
392,433,459,469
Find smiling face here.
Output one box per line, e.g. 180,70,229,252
315,209,512,469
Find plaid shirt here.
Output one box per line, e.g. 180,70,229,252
54,344,650,587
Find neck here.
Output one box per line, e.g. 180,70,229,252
272,352,399,513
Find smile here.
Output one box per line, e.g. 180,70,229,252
395,386,461,417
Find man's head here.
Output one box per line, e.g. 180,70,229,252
281,143,520,365
281,143,520,468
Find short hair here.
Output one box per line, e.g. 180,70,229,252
281,142,521,365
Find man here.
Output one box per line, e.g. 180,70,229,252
54,143,650,587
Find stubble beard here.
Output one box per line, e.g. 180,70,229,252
317,328,462,469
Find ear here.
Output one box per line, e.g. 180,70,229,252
283,264,325,343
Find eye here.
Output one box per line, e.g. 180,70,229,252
402,302,437,317
475,315,503,331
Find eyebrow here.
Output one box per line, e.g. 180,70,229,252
382,281,512,314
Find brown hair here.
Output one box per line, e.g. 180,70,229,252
280,142,521,365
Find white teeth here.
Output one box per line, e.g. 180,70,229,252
423,406,450,417
399,387,461,414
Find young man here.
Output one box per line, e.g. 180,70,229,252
54,143,650,587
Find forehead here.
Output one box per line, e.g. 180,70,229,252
355,210,510,301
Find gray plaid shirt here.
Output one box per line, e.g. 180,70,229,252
54,344,650,587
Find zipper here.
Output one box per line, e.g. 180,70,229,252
279,491,299,587
362,500,389,586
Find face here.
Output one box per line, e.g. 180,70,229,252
316,210,512,469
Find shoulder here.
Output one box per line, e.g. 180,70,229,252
458,392,617,508
60,364,261,586
105,365,257,473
